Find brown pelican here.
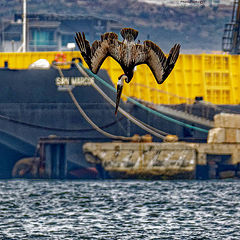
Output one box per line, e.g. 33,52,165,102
75,28,180,115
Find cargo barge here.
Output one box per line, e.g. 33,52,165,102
0,0,240,179
0,50,240,179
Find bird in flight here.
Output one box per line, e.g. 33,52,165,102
75,28,180,115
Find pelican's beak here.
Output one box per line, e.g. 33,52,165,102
115,83,123,115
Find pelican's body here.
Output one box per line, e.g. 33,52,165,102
75,28,180,114
114,41,137,83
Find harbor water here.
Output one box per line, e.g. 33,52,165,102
0,180,240,239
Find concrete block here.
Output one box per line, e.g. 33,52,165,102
225,128,240,143
214,113,240,129
207,128,225,143
208,127,240,143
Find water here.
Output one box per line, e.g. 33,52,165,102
0,180,240,239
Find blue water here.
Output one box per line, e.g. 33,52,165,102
0,180,240,239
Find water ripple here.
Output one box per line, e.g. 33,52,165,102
0,180,240,239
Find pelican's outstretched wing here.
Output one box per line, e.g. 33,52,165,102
75,32,119,74
162,43,181,82
135,41,180,84
75,28,180,84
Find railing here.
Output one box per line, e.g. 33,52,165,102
29,40,58,46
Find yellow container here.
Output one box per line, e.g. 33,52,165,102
102,53,240,105
0,51,239,105
0,51,81,69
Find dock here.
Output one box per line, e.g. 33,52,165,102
11,113,240,180
83,141,240,180
82,113,240,180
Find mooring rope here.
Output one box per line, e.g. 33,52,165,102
133,82,240,116
0,106,127,132
67,89,133,140
55,66,134,141
78,63,209,134
73,62,167,139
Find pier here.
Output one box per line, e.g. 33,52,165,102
83,141,240,180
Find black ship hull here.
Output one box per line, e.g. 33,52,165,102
0,66,211,178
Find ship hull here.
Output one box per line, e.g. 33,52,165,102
0,66,221,178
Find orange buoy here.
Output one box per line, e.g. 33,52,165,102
54,53,67,63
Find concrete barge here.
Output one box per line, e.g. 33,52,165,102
83,141,240,180
82,113,240,180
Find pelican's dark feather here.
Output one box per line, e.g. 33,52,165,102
75,32,92,69
101,32,118,41
75,32,110,73
162,44,181,81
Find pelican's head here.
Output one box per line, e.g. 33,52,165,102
115,74,128,115
125,70,133,83
118,74,128,85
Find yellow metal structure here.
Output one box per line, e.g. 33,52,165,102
0,51,81,69
0,51,240,105
102,53,240,105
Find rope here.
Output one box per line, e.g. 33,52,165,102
134,83,240,115
53,62,167,137
67,89,132,140
78,63,209,134
56,66,133,141
74,62,166,139
0,107,127,132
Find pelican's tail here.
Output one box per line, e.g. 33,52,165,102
120,28,138,42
